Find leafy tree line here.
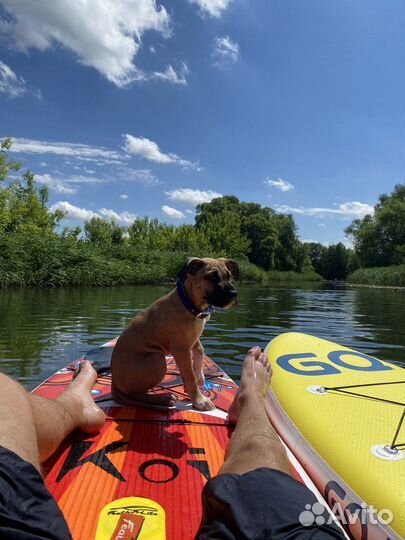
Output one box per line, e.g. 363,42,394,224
82,196,311,273
195,196,309,271
305,242,359,281
0,137,403,287
345,183,405,268
305,184,404,282
0,138,319,287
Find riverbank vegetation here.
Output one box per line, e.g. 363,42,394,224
0,138,321,287
306,184,404,287
0,138,403,288
348,265,405,288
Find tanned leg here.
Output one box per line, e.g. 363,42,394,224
0,373,41,472
30,361,105,463
221,347,291,476
0,361,104,472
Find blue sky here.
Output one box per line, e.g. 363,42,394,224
0,0,404,245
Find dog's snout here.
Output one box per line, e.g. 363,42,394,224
219,280,235,291
207,280,238,308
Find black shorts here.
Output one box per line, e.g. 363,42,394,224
0,446,71,540
196,468,345,540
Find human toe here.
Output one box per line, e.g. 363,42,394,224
247,346,261,358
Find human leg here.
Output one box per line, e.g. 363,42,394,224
222,346,291,476
0,373,41,471
196,348,345,540
0,368,97,539
30,360,106,463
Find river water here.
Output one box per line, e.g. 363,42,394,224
0,283,404,389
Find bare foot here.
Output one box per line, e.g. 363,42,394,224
57,361,106,433
228,347,272,424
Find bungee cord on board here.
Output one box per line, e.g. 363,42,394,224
323,380,405,451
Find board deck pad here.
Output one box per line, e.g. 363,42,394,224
34,339,237,540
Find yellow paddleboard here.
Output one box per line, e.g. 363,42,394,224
265,332,405,540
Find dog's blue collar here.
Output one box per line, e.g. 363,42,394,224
176,279,215,319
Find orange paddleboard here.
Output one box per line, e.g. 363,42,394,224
33,339,340,539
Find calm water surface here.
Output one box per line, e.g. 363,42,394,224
0,283,404,389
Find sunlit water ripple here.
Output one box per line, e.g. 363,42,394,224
0,283,403,388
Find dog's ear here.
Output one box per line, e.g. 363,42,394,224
178,257,205,281
219,258,240,281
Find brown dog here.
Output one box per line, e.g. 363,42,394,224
111,257,239,411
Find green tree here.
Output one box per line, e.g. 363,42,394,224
306,242,325,275
320,243,350,281
84,217,124,246
199,210,251,258
168,224,212,254
307,242,357,280
273,214,302,271
239,203,280,269
0,138,63,234
195,195,306,270
128,217,172,251
196,197,251,258
345,184,405,267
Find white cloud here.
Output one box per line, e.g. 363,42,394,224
265,178,294,192
190,0,233,18
120,194,128,200
57,175,104,185
35,172,105,194
8,136,192,173
123,134,197,168
152,63,188,85
0,0,171,87
50,201,137,225
161,205,185,219
117,166,160,185
9,137,124,163
99,208,137,225
0,60,27,97
35,173,77,195
274,201,374,218
302,239,319,244
50,201,98,221
213,36,239,64
165,188,222,205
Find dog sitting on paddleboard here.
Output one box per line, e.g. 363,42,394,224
111,257,239,411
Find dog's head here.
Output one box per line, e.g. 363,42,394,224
178,257,239,309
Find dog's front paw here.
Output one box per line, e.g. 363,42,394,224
193,394,215,411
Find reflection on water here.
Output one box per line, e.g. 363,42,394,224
0,283,403,389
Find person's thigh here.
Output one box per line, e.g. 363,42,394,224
0,447,71,540
196,468,345,540
0,373,39,470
